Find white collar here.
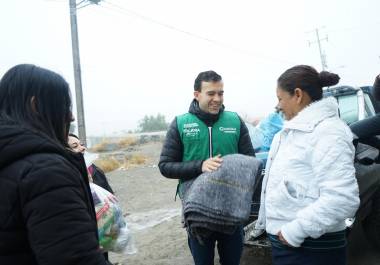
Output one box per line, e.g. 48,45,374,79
283,97,339,132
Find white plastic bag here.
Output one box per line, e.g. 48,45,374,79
90,183,137,255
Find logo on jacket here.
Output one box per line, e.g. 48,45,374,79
183,123,200,137
219,127,237,134
184,122,198,128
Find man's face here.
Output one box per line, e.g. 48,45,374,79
68,136,86,154
194,81,224,114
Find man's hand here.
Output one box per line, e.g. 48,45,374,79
277,231,292,247
202,155,223,172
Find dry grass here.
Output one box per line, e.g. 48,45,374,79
123,153,148,169
90,137,138,153
93,153,147,172
94,157,121,173
118,137,137,149
90,141,110,152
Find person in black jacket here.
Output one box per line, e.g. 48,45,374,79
0,64,107,265
350,74,380,147
372,74,380,101
158,70,255,265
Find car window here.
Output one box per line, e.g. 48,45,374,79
336,94,358,124
364,93,376,118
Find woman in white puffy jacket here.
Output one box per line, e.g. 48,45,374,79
256,65,360,265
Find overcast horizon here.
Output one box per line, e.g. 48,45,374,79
1,0,380,136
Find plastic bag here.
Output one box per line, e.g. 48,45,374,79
90,183,137,255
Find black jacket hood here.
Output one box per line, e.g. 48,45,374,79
0,118,105,265
188,99,225,126
0,119,83,172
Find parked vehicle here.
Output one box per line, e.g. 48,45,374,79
245,85,380,252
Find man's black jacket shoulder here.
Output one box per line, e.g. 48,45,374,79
372,74,380,101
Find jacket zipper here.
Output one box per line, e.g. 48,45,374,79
208,126,213,158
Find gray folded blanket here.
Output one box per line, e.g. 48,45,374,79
182,154,261,240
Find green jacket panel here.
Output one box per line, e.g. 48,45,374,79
177,111,240,161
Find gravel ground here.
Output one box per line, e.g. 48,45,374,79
100,141,380,265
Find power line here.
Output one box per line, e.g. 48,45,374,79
326,20,380,34
100,0,297,65
77,0,87,6
77,2,93,9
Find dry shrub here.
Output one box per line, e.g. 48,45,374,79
130,153,147,164
90,140,120,153
118,137,137,149
124,153,148,168
91,141,110,152
94,157,120,173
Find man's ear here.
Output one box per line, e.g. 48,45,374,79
30,96,38,114
194,91,199,100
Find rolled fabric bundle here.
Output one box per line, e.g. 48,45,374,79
182,154,261,238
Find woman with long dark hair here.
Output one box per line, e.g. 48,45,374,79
256,65,360,265
0,64,106,265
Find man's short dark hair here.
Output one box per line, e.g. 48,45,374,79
194,70,222,92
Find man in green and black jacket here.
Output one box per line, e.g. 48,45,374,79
158,70,254,265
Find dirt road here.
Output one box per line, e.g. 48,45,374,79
106,141,192,265
103,141,379,265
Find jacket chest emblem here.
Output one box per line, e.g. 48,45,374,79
219,127,237,134
183,123,200,137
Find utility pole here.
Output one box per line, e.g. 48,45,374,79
69,0,101,146
69,0,86,145
308,28,328,71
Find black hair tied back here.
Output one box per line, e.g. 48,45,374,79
319,71,340,87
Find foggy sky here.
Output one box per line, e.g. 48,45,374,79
1,0,380,136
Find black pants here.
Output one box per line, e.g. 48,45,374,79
104,252,113,265
271,244,346,265
187,227,244,265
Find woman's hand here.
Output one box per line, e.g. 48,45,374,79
277,231,292,247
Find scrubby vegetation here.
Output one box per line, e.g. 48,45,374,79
124,153,148,168
118,137,138,149
94,157,121,173
90,137,138,153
